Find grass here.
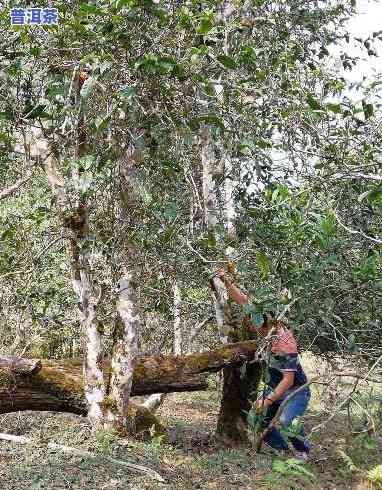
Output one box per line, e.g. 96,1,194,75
0,372,381,489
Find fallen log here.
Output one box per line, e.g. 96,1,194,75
0,340,258,415
0,355,41,374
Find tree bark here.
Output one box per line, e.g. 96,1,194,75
104,139,141,429
0,340,259,414
30,73,107,429
216,362,262,443
201,124,218,242
210,276,229,344
173,280,182,356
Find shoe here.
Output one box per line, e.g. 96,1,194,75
294,451,309,462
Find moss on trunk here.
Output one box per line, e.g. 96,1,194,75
0,341,261,435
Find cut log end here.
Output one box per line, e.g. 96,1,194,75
0,356,42,375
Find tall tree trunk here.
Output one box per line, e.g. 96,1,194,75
71,71,106,428
214,0,260,443
173,280,182,356
224,153,237,242
105,270,139,429
28,88,106,429
201,124,218,245
104,139,140,429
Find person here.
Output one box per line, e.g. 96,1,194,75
216,270,311,460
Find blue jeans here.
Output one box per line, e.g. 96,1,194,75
262,387,311,453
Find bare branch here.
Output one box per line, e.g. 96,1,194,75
333,210,382,245
0,173,33,200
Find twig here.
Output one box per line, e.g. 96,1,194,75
349,395,376,434
0,172,34,200
184,239,224,264
0,432,165,483
190,316,214,343
332,210,382,245
330,172,382,182
277,297,300,322
332,371,382,384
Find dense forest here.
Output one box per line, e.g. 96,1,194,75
0,0,381,488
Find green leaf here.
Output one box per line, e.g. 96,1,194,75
239,144,252,156
163,202,177,221
0,110,14,121
6,59,22,77
362,100,374,119
307,94,321,110
256,251,269,279
197,17,213,34
252,312,265,327
347,334,357,353
156,57,177,74
256,138,273,149
23,104,49,120
358,188,382,205
30,47,41,56
137,185,153,205
242,303,258,315
80,4,104,15
356,434,377,450
326,103,341,113
120,87,136,100
216,55,237,69
188,113,225,131
93,114,111,133
115,0,135,10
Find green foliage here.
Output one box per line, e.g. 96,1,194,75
0,0,381,368
367,464,382,488
94,429,118,456
261,457,316,489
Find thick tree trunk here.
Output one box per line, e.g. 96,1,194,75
106,270,139,429
30,74,107,429
212,0,261,443
210,275,261,443
216,362,262,443
0,341,259,414
73,72,106,428
210,276,229,343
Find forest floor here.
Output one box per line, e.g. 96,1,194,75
0,372,381,489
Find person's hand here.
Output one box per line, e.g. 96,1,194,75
255,397,273,412
214,267,227,282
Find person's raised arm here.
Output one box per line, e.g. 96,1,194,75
216,271,249,305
